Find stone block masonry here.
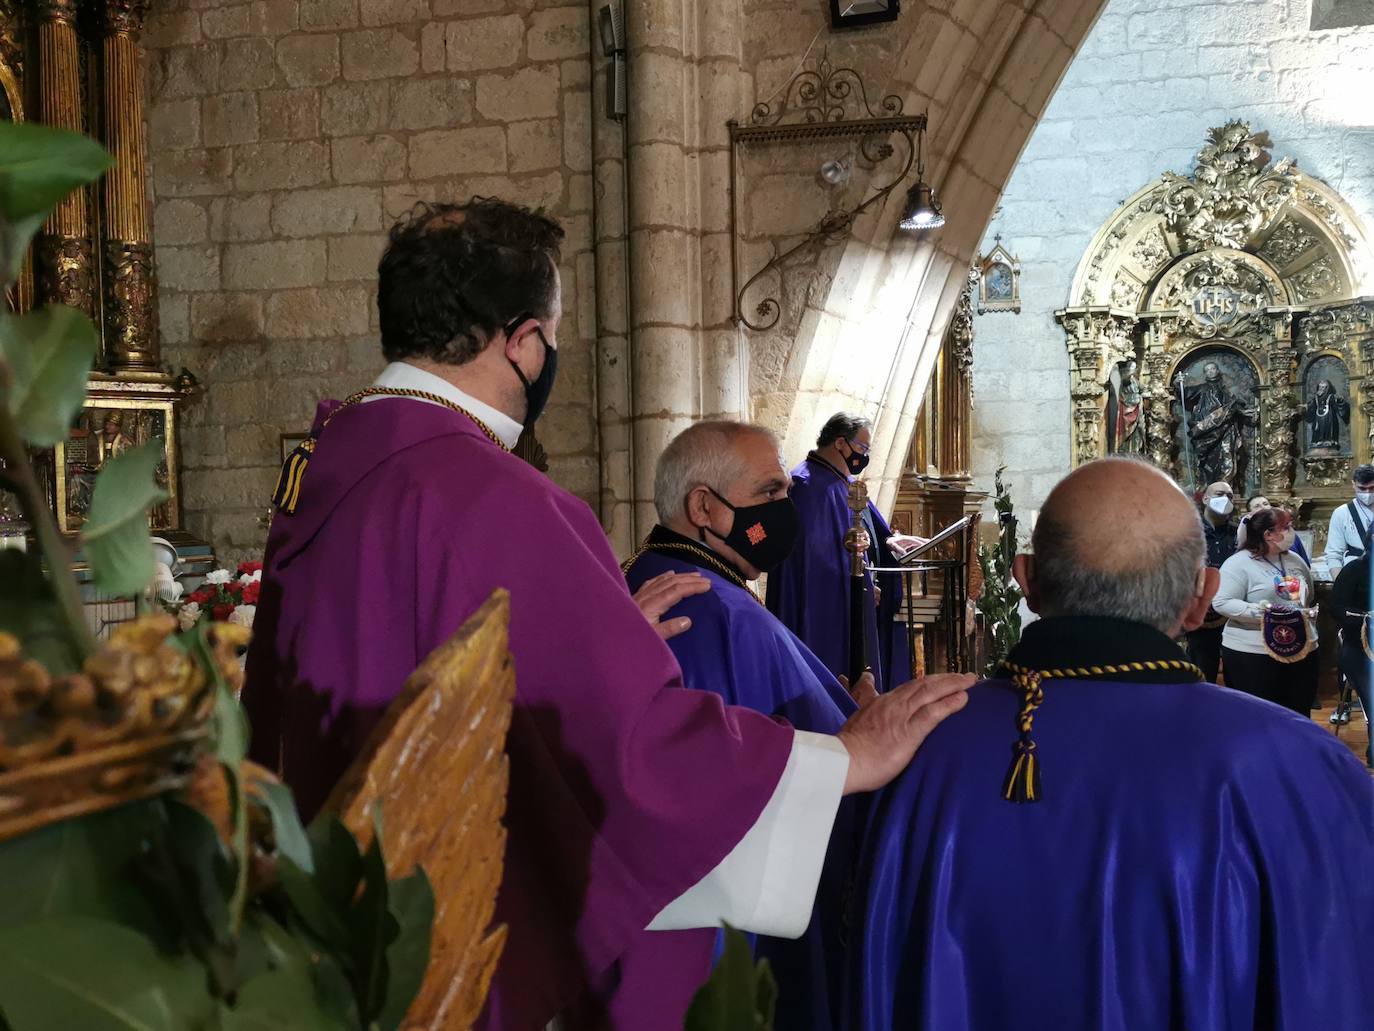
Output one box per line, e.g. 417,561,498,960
146,0,598,565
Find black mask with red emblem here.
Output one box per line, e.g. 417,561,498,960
699,487,800,572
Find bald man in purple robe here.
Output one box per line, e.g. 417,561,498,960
850,458,1374,1030
242,199,972,1029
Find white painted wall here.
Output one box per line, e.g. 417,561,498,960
970,0,1374,518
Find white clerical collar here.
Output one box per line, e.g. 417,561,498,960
369,362,524,449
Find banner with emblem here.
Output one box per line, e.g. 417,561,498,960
1261,603,1315,663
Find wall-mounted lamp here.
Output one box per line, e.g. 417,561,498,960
898,132,943,230
819,157,852,187
727,51,936,331
598,3,626,121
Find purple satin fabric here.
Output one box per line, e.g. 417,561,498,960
849,676,1374,1030
243,399,794,1029
766,457,907,690
626,548,856,1030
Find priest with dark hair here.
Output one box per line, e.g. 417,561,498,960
849,457,1373,1030
766,413,923,691
242,198,972,1030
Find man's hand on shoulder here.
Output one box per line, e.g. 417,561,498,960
632,571,712,640
836,672,974,794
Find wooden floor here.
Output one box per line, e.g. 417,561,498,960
1310,683,1371,770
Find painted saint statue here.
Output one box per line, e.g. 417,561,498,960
1305,377,1350,453
1108,360,1144,455
1175,360,1257,488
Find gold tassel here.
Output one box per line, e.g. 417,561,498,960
1002,670,1045,804
271,438,315,515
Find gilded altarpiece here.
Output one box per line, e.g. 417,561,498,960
1057,122,1374,541
0,0,196,546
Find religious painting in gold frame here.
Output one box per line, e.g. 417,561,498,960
54,399,180,533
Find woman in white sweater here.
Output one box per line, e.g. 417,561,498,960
1212,506,1318,714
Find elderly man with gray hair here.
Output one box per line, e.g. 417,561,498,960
848,456,1374,1031
623,419,971,1030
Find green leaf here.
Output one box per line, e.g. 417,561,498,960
0,305,99,445
253,781,313,875
0,799,164,932
683,926,776,1031
214,967,336,1031
349,834,399,1022
0,549,83,676
374,870,434,1031
306,817,363,915
82,439,168,596
0,124,111,281
276,860,352,960
0,916,213,1031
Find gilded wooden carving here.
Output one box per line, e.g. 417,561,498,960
1058,121,1374,535
0,615,246,843
328,590,515,1031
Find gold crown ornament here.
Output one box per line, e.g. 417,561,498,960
0,614,249,843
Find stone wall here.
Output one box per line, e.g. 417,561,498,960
141,0,1107,562
970,0,1374,520
143,0,595,563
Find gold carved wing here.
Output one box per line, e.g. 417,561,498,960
327,589,515,1031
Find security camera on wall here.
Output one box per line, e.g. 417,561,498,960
830,0,900,30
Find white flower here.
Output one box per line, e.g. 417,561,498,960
228,604,257,629
205,569,232,585
238,570,262,585
178,602,201,632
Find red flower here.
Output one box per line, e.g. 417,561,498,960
211,603,235,621
226,580,245,596
241,581,261,605
189,589,213,605
238,560,264,575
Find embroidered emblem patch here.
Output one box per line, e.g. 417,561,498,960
746,522,767,545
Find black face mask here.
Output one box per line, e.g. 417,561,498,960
840,439,870,475
700,487,800,572
507,317,558,428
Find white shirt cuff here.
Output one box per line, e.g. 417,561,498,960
646,730,849,939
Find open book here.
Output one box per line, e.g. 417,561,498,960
890,515,977,565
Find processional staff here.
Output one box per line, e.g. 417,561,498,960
845,479,872,687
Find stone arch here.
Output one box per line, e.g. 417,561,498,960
608,0,1111,546
742,0,1108,514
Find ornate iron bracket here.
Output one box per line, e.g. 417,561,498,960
728,52,927,332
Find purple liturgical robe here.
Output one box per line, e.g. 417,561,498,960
242,398,795,1028
766,456,907,691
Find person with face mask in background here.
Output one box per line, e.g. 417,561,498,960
765,413,926,692
1183,481,1239,682
623,420,872,1030
242,200,972,1030
1323,464,1374,576
1242,494,1309,563
1213,506,1319,714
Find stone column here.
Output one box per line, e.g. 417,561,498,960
34,0,94,314
622,0,746,532
589,0,636,553
100,0,159,374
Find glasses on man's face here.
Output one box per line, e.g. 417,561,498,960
849,439,871,456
